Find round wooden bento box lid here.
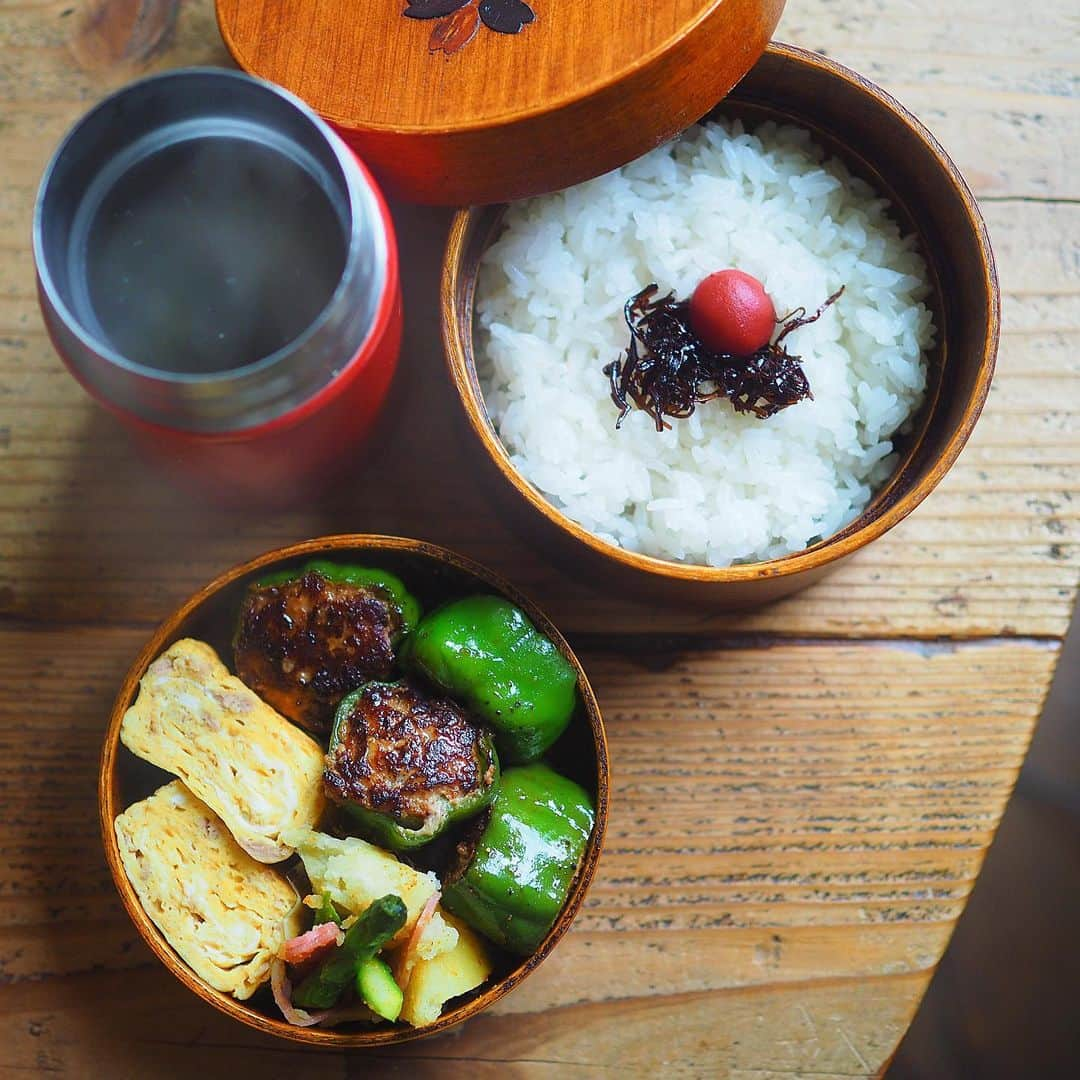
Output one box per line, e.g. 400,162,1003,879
215,0,787,206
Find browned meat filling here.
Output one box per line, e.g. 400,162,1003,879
234,571,401,734
325,681,492,826
444,809,490,886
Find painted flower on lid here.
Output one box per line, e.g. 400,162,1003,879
403,0,536,57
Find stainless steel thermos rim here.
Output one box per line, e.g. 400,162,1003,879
34,67,389,433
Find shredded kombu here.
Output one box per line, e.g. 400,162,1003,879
603,284,844,431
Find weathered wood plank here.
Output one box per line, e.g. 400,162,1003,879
0,963,925,1078
0,9,1077,642
1,0,1076,206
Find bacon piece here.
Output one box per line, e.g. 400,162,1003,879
393,891,441,991
281,920,343,967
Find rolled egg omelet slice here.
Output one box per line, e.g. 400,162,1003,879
115,781,302,1000
121,638,324,863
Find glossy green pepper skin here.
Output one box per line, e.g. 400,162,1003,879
442,763,594,955
325,681,500,851
402,595,577,764
256,559,421,636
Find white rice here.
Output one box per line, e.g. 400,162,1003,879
476,118,935,566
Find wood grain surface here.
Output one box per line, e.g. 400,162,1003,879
1,0,1078,1076
219,0,733,126
215,0,785,203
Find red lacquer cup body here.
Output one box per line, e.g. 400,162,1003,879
34,68,402,503
117,277,402,503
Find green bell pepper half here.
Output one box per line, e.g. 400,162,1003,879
441,763,594,955
401,595,578,763
325,682,500,851
255,559,421,636
291,893,406,1010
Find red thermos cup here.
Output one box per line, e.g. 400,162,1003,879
33,68,402,503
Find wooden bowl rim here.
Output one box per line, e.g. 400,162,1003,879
441,40,1000,586
99,534,610,1047
216,0,766,136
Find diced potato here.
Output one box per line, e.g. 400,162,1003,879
398,911,493,1027
283,828,457,956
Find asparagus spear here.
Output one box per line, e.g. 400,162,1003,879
292,894,406,1010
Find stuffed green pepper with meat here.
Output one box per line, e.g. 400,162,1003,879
234,560,421,734
323,679,500,850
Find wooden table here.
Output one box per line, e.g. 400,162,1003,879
2,1,1077,1076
